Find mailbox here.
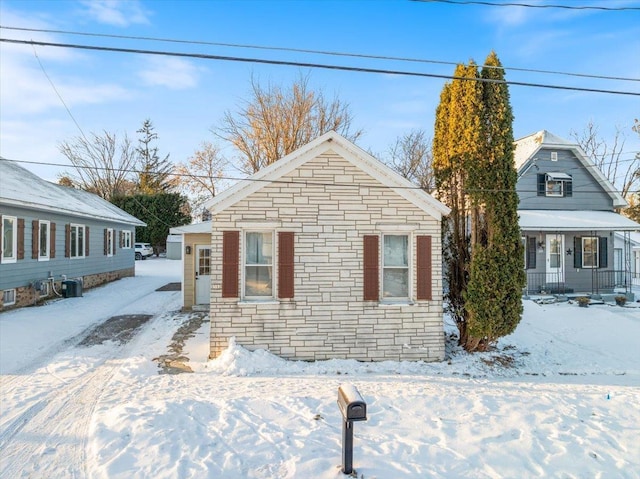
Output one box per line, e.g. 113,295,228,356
337,384,367,475
338,384,367,422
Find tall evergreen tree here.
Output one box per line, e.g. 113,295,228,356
433,62,483,346
434,53,524,352
136,119,173,194
464,52,525,352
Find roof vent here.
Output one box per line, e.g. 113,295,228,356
551,152,558,161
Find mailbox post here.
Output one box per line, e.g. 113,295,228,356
337,384,367,475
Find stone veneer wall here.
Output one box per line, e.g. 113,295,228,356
0,267,134,311
209,151,445,362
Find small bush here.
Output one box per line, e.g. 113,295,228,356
576,296,590,306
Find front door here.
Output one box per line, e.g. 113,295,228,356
195,245,211,305
546,234,564,284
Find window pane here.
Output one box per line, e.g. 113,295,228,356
3,218,14,258
71,227,77,257
383,268,409,298
384,235,408,266
583,237,598,267
245,265,272,296
78,227,84,256
199,248,211,275
546,180,562,196
246,232,272,264
40,223,48,257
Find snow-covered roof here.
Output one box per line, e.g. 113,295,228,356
519,210,640,232
169,221,211,234
514,130,626,208
204,131,451,219
0,159,145,226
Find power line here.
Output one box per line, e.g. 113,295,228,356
2,25,638,83
2,37,639,97
2,157,636,197
411,0,640,11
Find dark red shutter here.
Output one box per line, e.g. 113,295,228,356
50,222,56,259
278,232,294,299
32,220,39,259
85,226,90,257
65,224,71,258
104,229,108,255
222,231,239,298
363,235,379,301
17,218,25,260
416,235,433,301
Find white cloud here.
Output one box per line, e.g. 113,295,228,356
137,57,200,90
78,0,150,27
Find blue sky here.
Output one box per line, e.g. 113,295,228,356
1,0,638,183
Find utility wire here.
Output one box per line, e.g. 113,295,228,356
31,45,90,143
1,25,638,83
412,0,640,11
1,37,639,97
2,157,636,196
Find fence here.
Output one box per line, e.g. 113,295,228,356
524,270,633,296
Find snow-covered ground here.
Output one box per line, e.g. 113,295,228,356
1,258,639,478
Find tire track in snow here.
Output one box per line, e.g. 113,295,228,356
0,299,181,478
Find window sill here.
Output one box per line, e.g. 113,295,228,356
379,300,415,307
238,300,280,306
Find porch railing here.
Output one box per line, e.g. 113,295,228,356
524,270,633,296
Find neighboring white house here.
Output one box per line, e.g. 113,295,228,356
203,131,450,362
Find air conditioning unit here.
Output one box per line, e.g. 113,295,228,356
62,279,83,298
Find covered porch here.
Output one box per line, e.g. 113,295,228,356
519,210,640,300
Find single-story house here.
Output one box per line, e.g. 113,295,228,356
165,233,183,260
515,130,640,298
1,159,145,310
202,131,450,362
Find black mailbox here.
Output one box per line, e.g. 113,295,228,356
338,384,367,421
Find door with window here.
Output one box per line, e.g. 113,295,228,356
546,234,564,284
195,245,211,305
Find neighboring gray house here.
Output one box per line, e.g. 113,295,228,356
515,131,640,297
0,159,145,310
203,131,450,362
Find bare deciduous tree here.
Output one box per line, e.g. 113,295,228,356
570,120,639,199
58,131,137,200
216,73,362,174
172,141,229,220
385,130,435,192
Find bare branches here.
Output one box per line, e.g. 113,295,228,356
58,131,137,200
216,73,362,174
386,130,435,192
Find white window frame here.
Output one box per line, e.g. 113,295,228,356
39,220,50,261
70,224,85,258
382,233,411,301
545,173,571,198
1,215,17,264
122,230,132,249
582,237,599,268
106,228,115,257
3,289,16,306
243,230,275,300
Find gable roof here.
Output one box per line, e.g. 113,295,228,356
204,131,450,219
0,159,145,226
514,130,627,208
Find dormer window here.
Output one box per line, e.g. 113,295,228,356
537,172,572,198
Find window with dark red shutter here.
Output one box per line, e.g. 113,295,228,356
278,232,294,299
416,236,432,301
50,222,56,259
17,218,25,260
222,231,239,298
363,235,379,301
32,220,39,259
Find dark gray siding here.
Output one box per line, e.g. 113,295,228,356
0,205,137,290
517,148,613,211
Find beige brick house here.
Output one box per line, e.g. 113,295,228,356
203,131,450,362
